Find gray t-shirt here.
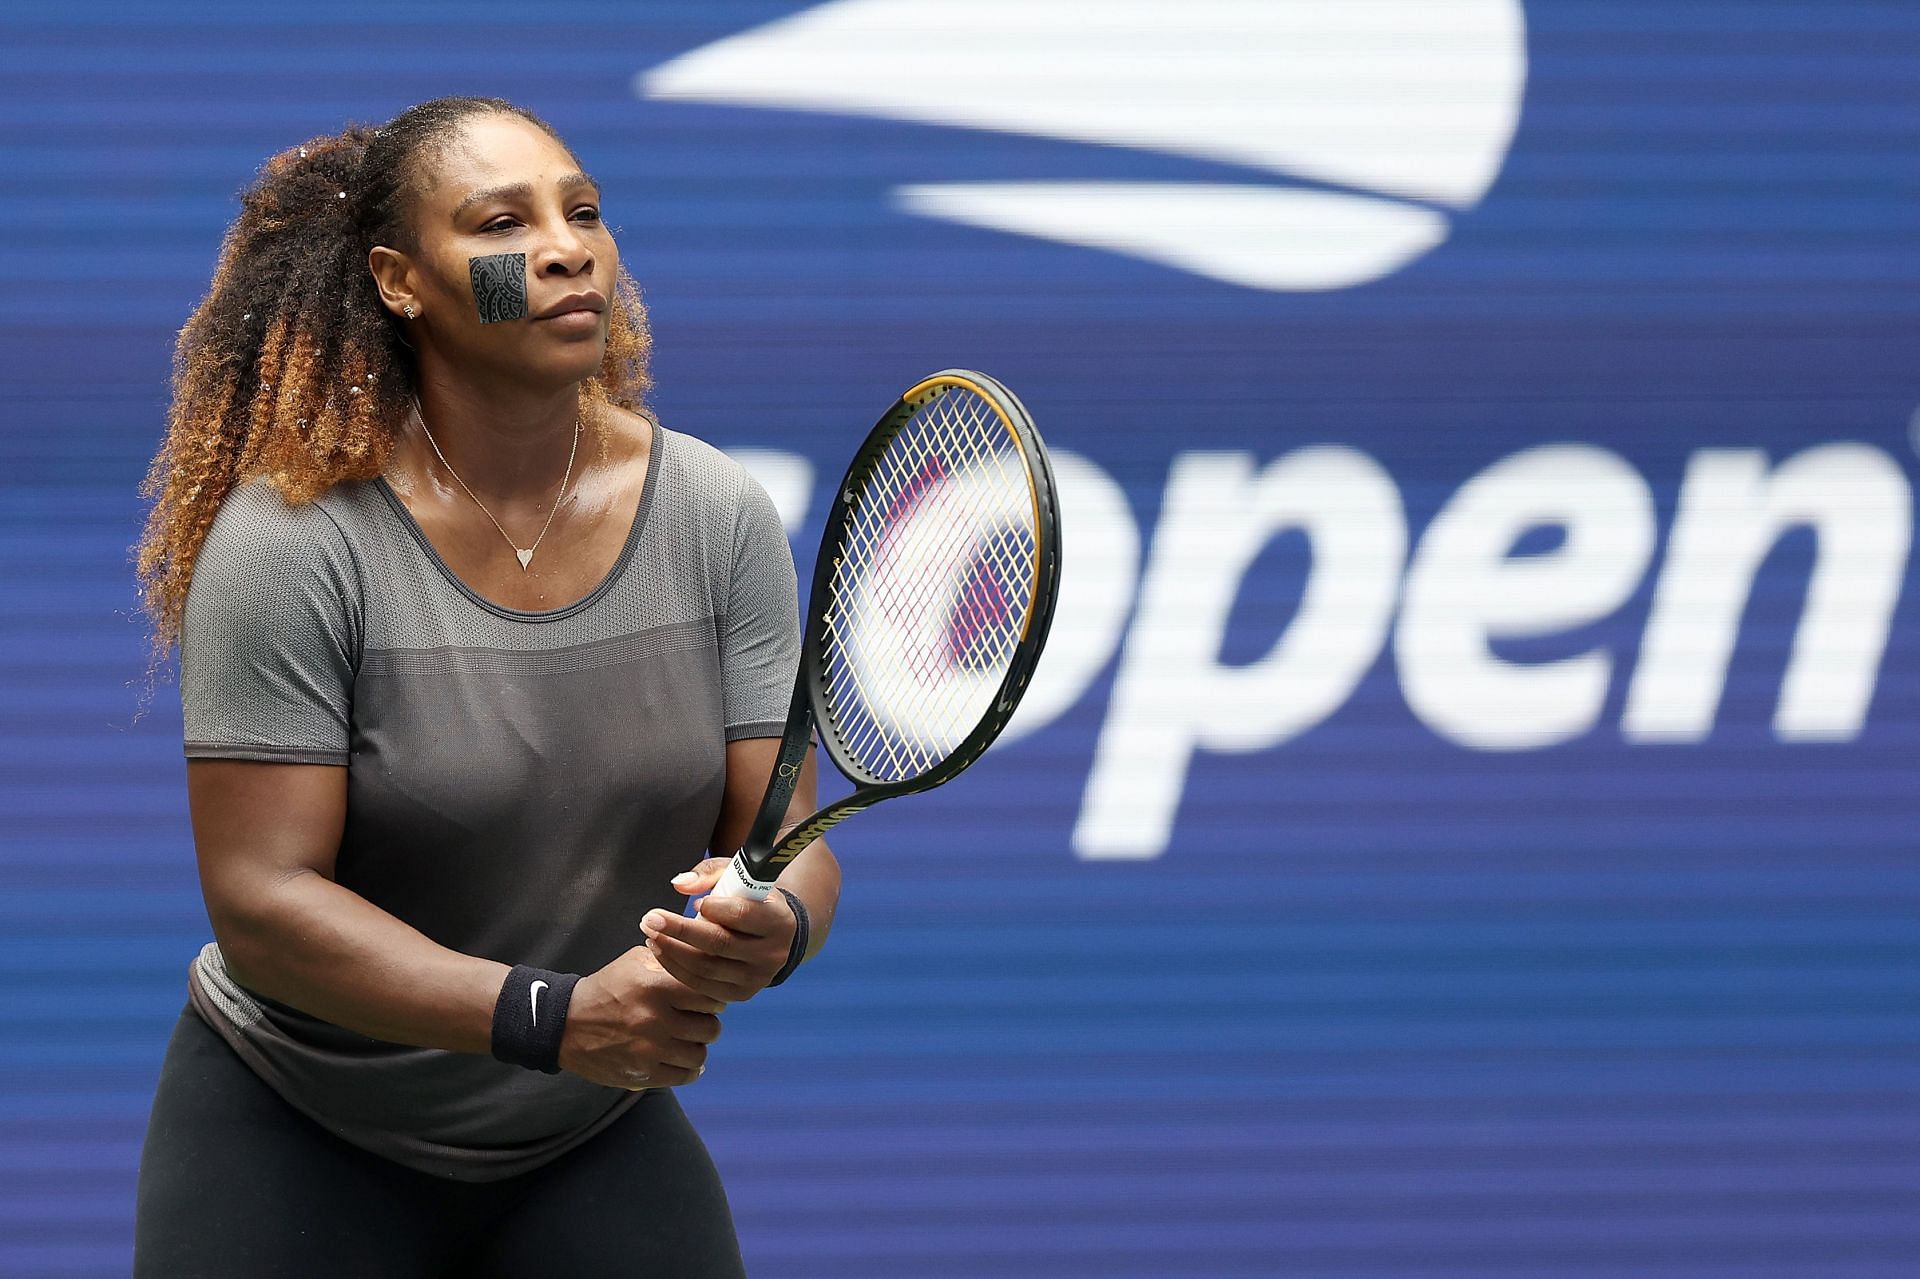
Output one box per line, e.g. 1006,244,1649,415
177,423,799,1181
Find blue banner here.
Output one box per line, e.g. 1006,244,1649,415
2,2,1916,1275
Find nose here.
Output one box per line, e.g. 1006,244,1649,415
536,216,594,278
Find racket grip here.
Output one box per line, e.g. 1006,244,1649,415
685,852,775,917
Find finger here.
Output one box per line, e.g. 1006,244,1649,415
667,985,729,1016
669,858,732,897
615,1061,695,1089
695,891,789,939
646,946,733,1003
676,1012,724,1046
651,1039,711,1074
648,942,756,1005
662,1015,723,1052
642,909,739,958
647,1062,707,1088
647,931,749,978
622,943,674,977
654,930,784,990
647,937,753,997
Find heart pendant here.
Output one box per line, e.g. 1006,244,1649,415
515,548,534,570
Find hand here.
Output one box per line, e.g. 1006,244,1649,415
558,946,723,1091
642,857,797,1003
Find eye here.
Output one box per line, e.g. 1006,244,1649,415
480,217,518,234
573,207,602,224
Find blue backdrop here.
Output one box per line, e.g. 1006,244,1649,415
3,2,1917,1275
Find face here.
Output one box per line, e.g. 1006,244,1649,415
373,113,615,389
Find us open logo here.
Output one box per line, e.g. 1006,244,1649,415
638,0,1529,290
642,2,1915,864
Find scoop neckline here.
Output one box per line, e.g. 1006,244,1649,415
372,418,665,624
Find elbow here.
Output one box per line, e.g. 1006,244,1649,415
205,866,322,994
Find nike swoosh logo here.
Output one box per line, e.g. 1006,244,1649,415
530,980,549,1026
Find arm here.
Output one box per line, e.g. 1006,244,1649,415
643,464,836,999
190,758,506,1053
189,757,721,1089
640,736,843,1000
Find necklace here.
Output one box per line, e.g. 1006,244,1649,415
409,393,579,572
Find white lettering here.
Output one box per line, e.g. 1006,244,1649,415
1077,447,1405,859
734,435,1914,858
1623,444,1913,742
1397,444,1655,749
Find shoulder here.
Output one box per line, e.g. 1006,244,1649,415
639,416,787,546
198,477,357,566
650,418,757,503
597,402,759,517
188,476,365,618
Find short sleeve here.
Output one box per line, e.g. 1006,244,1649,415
721,473,800,740
179,480,361,765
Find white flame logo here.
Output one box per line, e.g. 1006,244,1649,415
639,0,1527,290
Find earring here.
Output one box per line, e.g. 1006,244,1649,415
402,304,416,319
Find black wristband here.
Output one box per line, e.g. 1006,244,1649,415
491,965,581,1074
768,888,810,987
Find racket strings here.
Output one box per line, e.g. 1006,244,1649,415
828,400,999,775
899,390,1036,683
820,385,1039,782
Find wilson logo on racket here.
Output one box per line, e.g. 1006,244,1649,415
638,0,1527,290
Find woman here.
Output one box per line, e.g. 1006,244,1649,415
130,95,839,1277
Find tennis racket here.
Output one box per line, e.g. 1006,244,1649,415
707,368,1061,902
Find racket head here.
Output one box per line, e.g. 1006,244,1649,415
802,369,1061,797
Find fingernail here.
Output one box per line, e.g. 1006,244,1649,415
642,911,665,931
671,872,697,886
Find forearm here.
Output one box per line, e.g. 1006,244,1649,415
213,868,508,1055
775,839,840,961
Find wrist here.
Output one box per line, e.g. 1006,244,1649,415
768,887,811,987
553,974,603,1075
491,964,582,1073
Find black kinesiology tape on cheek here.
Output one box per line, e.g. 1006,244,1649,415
469,252,529,323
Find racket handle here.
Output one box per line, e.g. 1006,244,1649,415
684,852,775,917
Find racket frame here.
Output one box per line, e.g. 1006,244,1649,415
712,369,1060,900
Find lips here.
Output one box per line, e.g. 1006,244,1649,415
534,291,606,320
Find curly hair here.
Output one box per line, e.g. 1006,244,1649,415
132,95,652,676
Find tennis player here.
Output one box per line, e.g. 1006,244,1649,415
129,95,839,1277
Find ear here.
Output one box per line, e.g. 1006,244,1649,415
367,244,420,320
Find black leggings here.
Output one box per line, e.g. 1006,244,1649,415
134,1006,746,1279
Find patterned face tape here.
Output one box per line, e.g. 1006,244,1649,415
468,252,529,324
